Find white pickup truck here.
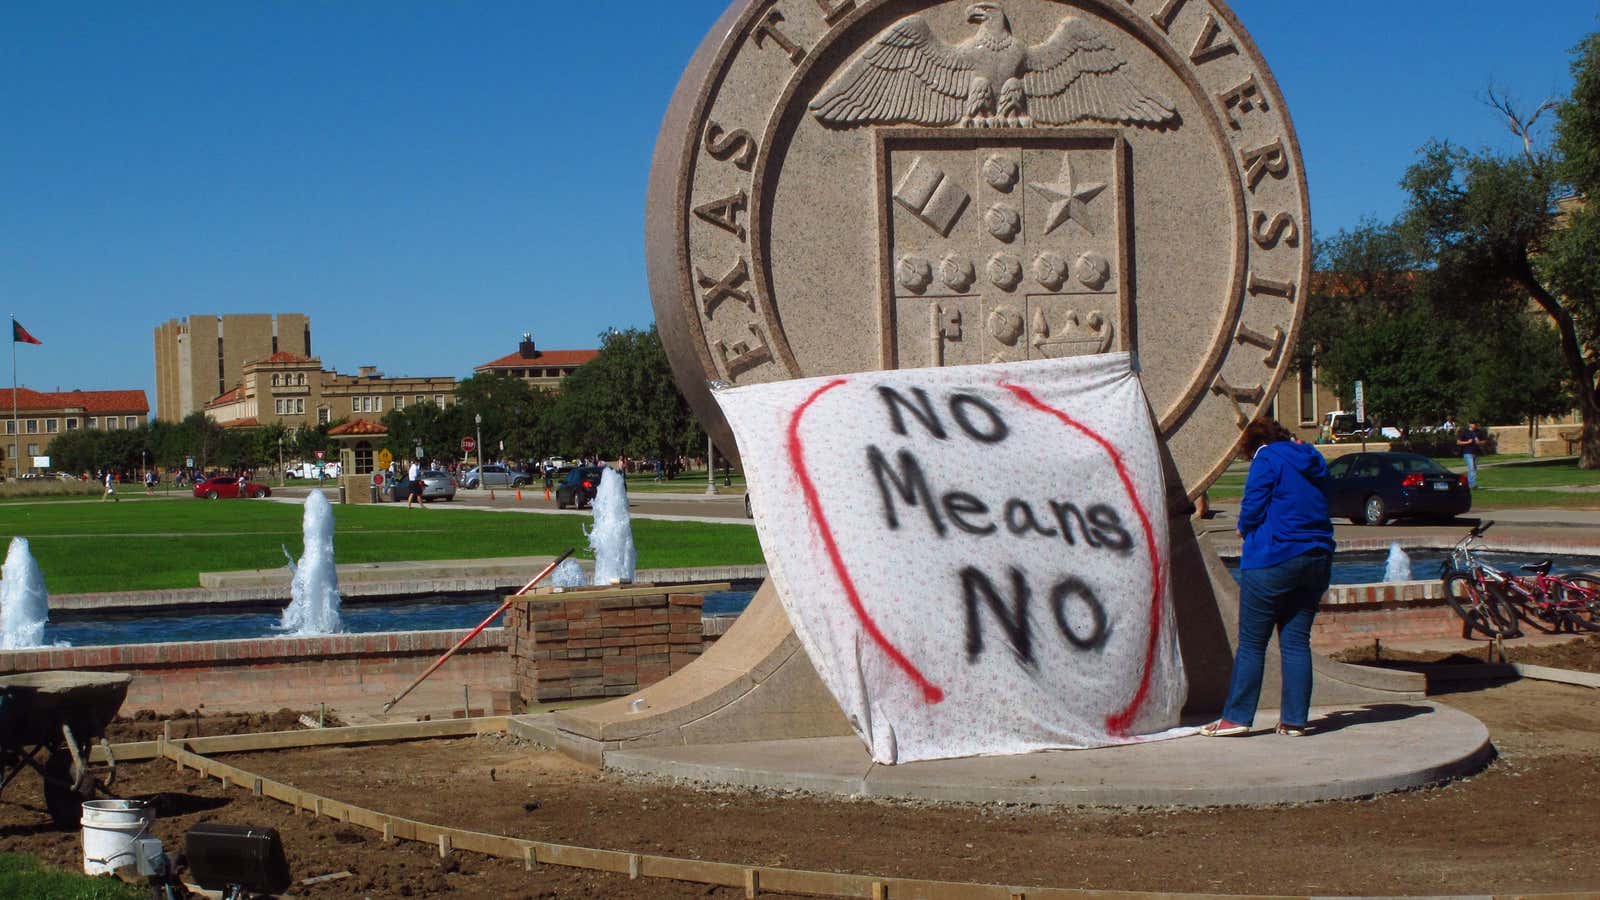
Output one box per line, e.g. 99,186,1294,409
286,461,342,479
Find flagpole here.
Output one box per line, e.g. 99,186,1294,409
10,315,17,480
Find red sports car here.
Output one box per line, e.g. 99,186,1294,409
192,475,272,499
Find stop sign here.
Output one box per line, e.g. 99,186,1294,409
461,437,476,453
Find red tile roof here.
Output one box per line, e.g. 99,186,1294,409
204,386,246,408
1,388,149,414
219,417,260,429
328,418,388,436
475,349,598,371
248,351,316,366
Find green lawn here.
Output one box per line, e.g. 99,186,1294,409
0,853,145,900
0,502,762,595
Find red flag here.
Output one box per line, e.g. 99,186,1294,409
12,321,40,345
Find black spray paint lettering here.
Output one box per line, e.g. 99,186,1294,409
961,565,1110,666
867,443,1133,555
877,385,1009,443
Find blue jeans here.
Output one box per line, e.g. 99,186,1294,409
1463,452,1478,489
1221,549,1331,728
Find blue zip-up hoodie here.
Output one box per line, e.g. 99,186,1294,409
1236,441,1335,570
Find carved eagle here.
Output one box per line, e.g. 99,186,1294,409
810,2,1177,129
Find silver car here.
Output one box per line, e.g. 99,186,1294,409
459,464,531,489
384,469,456,502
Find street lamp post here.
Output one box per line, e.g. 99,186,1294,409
474,413,484,491
705,435,718,496
277,437,283,486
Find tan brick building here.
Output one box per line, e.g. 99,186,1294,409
2,388,150,476
153,313,311,421
204,352,457,429
473,333,597,390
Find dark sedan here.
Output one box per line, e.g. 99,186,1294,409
1323,452,1470,525
555,466,610,510
193,475,272,499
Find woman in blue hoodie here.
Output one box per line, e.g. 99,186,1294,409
1202,419,1335,737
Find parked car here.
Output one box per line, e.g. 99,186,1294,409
383,469,456,502
286,461,340,479
459,464,531,489
193,475,273,500
555,466,610,509
1323,451,1470,526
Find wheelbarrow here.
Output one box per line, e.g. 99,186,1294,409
0,671,133,827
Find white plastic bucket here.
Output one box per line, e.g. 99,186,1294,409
81,799,153,875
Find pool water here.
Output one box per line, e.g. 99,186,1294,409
1223,550,1600,585
39,590,759,648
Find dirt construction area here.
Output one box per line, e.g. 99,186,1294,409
4,671,1600,897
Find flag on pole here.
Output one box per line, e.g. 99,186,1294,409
11,321,40,345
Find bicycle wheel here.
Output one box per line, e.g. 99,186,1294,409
1442,573,1515,639
1556,574,1600,632
1501,580,1561,634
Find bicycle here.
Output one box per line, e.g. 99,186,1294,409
1440,521,1600,636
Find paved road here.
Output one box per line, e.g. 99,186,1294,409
267,484,752,523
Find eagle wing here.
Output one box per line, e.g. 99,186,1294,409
809,15,973,127
1022,18,1177,126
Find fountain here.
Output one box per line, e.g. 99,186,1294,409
586,468,635,585
1,537,58,650
1383,541,1413,583
279,490,343,635
550,558,587,588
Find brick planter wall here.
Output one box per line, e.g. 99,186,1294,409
0,629,511,715
1310,580,1464,652
505,586,711,705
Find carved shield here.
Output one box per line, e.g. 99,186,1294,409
879,130,1129,369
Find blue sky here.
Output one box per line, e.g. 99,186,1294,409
2,1,1596,406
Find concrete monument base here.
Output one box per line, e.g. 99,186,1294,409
555,701,1490,808
539,519,1425,767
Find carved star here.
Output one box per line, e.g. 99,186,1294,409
1027,155,1106,236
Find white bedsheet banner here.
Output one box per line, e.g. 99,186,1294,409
712,353,1187,764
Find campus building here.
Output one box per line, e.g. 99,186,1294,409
203,352,458,430
473,333,597,390
1,388,151,477
153,313,312,421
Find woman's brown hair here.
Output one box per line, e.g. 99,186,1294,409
1239,418,1294,458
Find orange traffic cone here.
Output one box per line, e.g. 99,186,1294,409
516,487,522,502
544,485,551,501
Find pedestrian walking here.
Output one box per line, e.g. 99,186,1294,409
406,459,427,509
1457,421,1487,489
102,471,117,502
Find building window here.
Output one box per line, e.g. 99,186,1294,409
318,406,331,425
26,444,37,457
415,395,425,406
394,396,404,410
434,395,444,406
353,440,374,475
297,373,306,386
65,418,77,431
294,398,304,414
1297,366,1316,425
275,399,284,415
125,416,138,429
272,374,280,387
105,417,118,430
25,420,37,434
87,417,98,430
45,419,57,433
4,421,13,435
373,396,384,412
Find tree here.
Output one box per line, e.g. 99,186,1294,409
1298,221,1465,433
382,401,465,464
1401,33,1600,465
545,327,705,462
1464,314,1572,452
454,374,538,462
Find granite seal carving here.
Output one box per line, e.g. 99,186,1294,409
646,0,1311,497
